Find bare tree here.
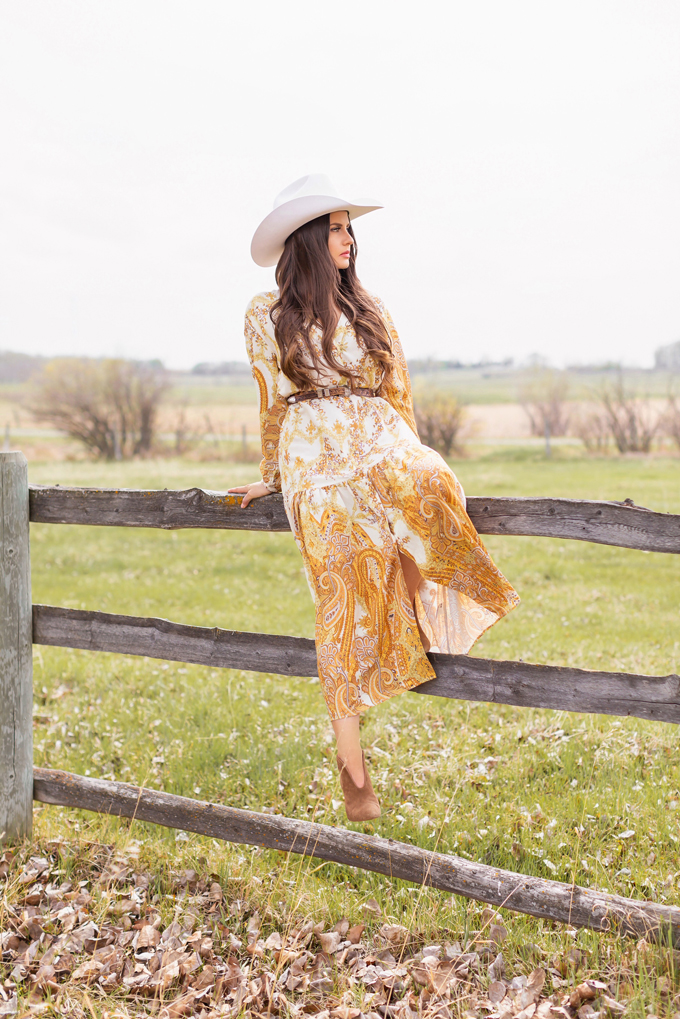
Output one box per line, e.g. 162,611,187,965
27,358,169,459
661,389,680,451
413,390,467,457
519,368,570,438
596,374,659,453
572,403,611,453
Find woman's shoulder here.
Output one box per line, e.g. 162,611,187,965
362,288,386,313
245,289,279,316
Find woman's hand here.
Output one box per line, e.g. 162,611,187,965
228,481,272,509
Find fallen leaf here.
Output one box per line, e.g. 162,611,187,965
569,982,598,1008
317,931,342,954
527,968,546,994
429,960,457,995
488,952,504,982
136,925,161,949
347,923,365,944
157,958,180,991
516,969,546,1009
70,959,104,984
0,995,17,1017
488,980,506,1004
601,996,626,1016
191,964,214,990
208,882,223,902
33,963,58,992
265,931,283,951
380,923,410,948
159,991,198,1019
246,912,261,936
362,898,381,915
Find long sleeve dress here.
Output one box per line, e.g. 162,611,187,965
245,290,520,720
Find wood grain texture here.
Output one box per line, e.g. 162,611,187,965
467,495,680,553
28,486,680,553
29,485,291,532
0,453,33,842
33,767,680,944
32,604,680,724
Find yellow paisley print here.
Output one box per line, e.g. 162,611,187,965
245,290,520,720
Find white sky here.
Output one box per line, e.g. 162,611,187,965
1,0,679,369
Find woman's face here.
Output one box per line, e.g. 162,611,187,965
328,211,353,269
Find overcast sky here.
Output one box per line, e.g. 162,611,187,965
1,0,678,369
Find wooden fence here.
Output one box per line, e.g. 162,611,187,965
3,451,680,943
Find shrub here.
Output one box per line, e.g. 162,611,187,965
661,390,680,451
27,358,169,459
572,403,611,453
596,375,659,454
413,390,467,457
519,368,570,438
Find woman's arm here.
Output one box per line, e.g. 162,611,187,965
374,299,420,438
229,293,288,506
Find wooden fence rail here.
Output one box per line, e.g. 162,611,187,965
33,604,680,725
33,767,680,946
28,485,680,554
2,457,680,939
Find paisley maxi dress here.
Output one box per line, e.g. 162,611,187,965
245,290,520,720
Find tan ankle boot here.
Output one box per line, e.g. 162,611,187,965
337,752,381,822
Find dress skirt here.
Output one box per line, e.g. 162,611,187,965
279,393,520,720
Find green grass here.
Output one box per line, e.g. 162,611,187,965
18,450,680,1014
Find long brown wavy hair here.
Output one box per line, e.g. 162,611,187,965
270,213,393,389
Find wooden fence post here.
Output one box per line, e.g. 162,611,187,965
0,452,32,843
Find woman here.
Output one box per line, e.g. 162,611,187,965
230,174,519,822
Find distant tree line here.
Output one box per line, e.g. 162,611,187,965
655,339,680,371
0,351,46,383
191,361,251,377
407,357,515,373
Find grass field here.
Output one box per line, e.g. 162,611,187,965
3,448,680,1015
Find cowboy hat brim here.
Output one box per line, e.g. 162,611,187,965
250,194,383,267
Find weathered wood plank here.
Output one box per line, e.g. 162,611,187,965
33,767,680,944
1,453,33,842
29,485,291,532
28,486,680,554
32,605,680,724
33,604,316,678
468,495,680,553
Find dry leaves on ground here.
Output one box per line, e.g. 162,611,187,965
0,845,638,1018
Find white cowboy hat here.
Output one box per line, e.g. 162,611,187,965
250,173,383,267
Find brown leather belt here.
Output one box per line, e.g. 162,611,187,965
287,386,378,405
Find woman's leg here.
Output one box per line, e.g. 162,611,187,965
332,714,364,787
398,551,431,652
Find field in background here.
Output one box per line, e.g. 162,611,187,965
2,366,679,459
9,451,680,1014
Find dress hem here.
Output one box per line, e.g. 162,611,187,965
325,652,436,721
